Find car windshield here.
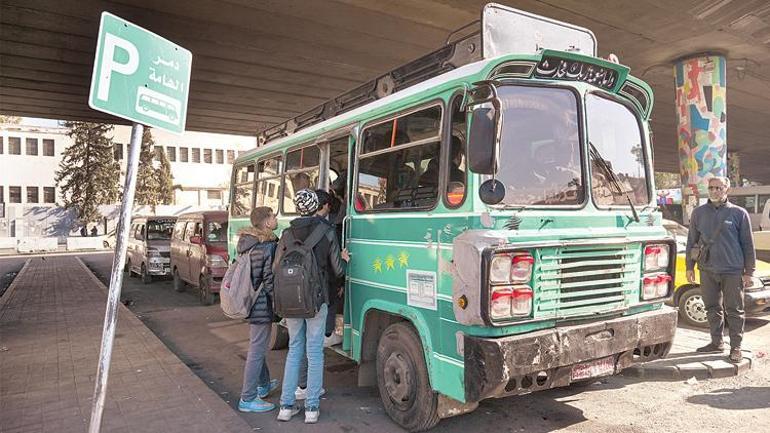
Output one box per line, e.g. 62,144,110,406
206,221,228,242
492,85,584,206
146,220,175,240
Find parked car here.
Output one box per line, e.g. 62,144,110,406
170,211,228,305
663,219,770,327
124,216,177,284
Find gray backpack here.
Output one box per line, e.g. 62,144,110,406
220,246,262,319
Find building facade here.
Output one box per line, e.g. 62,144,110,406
0,121,255,239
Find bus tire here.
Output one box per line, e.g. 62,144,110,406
376,322,439,432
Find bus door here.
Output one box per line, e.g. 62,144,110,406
320,131,355,353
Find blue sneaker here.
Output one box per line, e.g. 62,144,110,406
257,379,280,399
238,397,275,413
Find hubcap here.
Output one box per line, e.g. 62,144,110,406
684,294,708,324
383,352,413,407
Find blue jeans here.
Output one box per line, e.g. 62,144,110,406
241,323,272,401
280,303,327,409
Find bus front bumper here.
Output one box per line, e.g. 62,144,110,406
463,307,678,402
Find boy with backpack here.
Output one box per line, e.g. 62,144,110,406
273,189,348,424
232,207,280,413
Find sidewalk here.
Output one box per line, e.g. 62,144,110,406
623,320,756,380
0,256,253,433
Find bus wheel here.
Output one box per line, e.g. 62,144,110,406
140,264,152,284
376,322,439,432
173,269,185,293
199,276,216,305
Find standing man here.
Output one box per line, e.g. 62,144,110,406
686,176,756,362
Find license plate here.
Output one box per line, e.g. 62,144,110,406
570,356,615,381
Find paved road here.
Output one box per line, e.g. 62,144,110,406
79,253,770,433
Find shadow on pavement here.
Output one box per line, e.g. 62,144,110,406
686,387,770,410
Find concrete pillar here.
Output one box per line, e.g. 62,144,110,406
728,152,741,187
674,55,727,219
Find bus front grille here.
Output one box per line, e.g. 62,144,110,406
536,243,641,318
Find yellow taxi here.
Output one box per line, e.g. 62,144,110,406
664,219,770,327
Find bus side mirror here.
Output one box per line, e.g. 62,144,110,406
467,107,498,175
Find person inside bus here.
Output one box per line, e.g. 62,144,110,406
448,135,465,184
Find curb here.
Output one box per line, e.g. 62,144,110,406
623,350,754,380
0,259,30,311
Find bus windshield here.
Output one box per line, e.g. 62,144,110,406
494,85,584,206
586,93,650,206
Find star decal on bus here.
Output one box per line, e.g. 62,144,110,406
372,257,383,273
398,251,409,268
385,255,396,271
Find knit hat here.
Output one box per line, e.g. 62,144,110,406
294,189,319,216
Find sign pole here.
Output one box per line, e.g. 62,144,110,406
88,122,143,433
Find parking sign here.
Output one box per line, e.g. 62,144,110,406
88,12,192,134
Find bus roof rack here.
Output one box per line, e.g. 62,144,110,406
256,3,596,146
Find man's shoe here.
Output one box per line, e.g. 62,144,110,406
276,405,300,422
257,379,280,399
695,342,725,353
238,398,275,413
294,386,326,401
305,406,320,424
729,347,743,363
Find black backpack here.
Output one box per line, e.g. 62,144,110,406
273,224,328,318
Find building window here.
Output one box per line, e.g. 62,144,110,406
0,186,4,202
9,187,21,203
113,143,123,160
43,139,55,156
230,163,255,217
154,145,163,159
26,138,38,155
180,147,189,162
0,137,4,154
192,148,201,163
9,137,21,154
207,190,222,200
27,186,39,203
167,147,176,162
216,149,224,164
44,187,55,204
204,148,212,163
227,150,235,164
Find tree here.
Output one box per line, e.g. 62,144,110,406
157,149,175,205
55,122,120,224
134,127,161,208
654,171,680,189
0,115,22,124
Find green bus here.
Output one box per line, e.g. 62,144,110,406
228,4,677,431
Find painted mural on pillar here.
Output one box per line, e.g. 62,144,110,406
674,56,727,197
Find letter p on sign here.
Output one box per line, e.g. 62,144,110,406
89,12,192,134
97,33,139,101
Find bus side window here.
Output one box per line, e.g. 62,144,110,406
231,163,255,217
255,154,282,212
445,96,467,208
283,145,320,214
356,105,442,211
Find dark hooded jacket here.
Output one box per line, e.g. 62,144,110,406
236,227,277,324
274,216,345,304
